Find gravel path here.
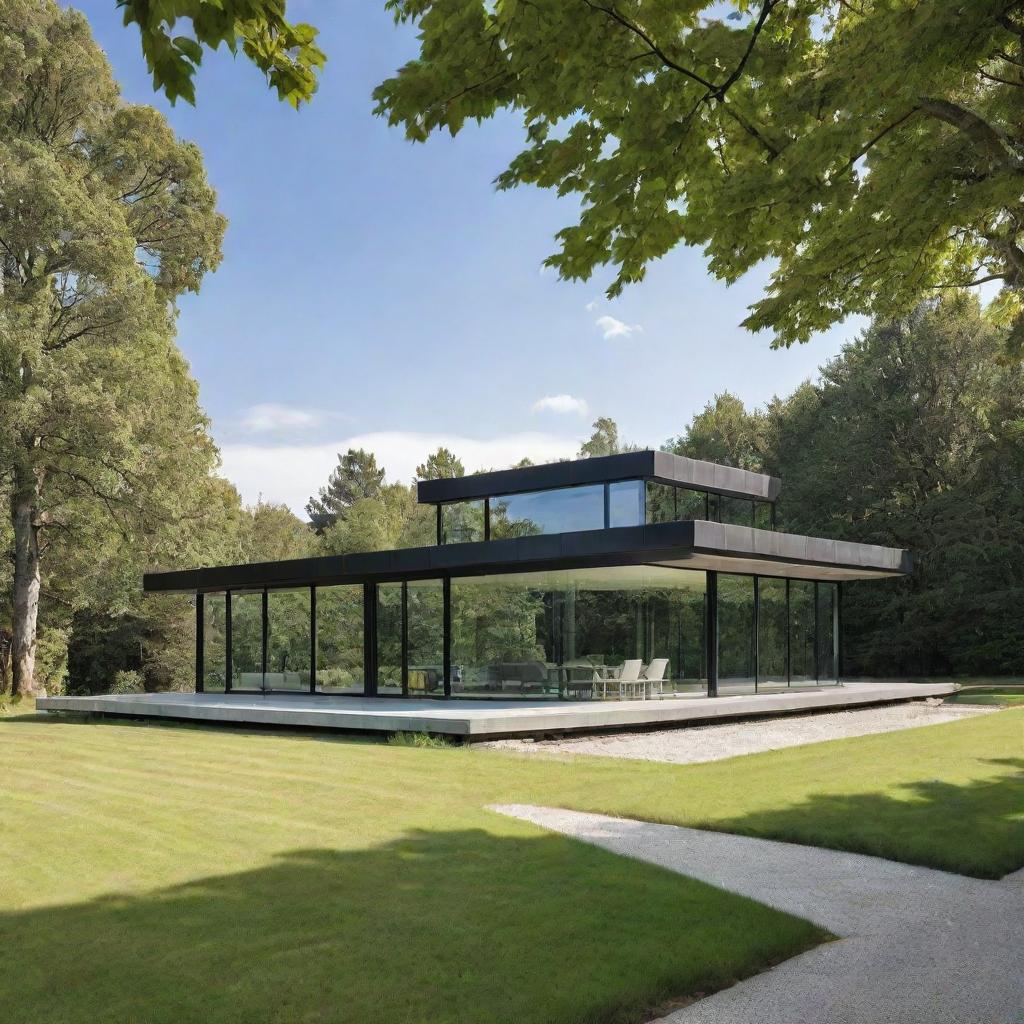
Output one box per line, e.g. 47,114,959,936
482,699,995,765
493,804,1024,1024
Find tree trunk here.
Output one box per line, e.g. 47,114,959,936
11,465,43,698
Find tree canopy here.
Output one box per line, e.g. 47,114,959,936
117,0,325,106
0,0,226,695
375,1,1024,351
306,449,387,534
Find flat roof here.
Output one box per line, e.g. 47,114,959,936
143,520,910,595
416,450,781,504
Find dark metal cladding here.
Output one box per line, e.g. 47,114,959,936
416,450,781,504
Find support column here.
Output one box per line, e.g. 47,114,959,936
225,591,233,692
442,576,452,697
363,583,378,697
195,593,204,693
261,589,269,691
753,577,760,694
706,571,718,697
309,585,317,694
835,581,843,683
401,582,409,697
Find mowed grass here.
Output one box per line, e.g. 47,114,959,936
0,707,1021,1024
947,686,1024,707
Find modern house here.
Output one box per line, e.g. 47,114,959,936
143,451,912,702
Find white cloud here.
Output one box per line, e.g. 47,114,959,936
584,298,599,312
596,314,643,340
240,403,325,434
531,394,589,416
218,431,582,515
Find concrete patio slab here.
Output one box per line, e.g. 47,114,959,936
493,805,1024,1024
36,681,955,739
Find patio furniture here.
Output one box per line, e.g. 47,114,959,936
641,658,669,698
599,659,644,699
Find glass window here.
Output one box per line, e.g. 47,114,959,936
230,591,263,690
316,585,364,694
202,592,227,692
720,496,755,527
717,574,755,693
407,579,444,696
489,484,605,539
708,492,721,522
645,481,676,524
754,501,773,530
376,583,404,696
441,500,485,544
450,566,706,700
676,487,707,521
816,582,838,683
757,578,787,686
608,480,644,528
789,580,816,684
266,588,310,691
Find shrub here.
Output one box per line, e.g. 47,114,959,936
111,670,145,694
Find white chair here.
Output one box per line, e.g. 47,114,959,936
642,658,669,698
601,659,644,699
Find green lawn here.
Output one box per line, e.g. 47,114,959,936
0,707,1020,1024
946,686,1024,707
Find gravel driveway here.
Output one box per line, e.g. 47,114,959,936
493,804,1024,1024
482,699,995,765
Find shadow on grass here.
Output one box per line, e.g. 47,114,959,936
0,828,825,1024
708,758,1024,879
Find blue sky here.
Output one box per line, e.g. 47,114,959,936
74,1,860,513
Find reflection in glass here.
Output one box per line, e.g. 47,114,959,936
717,574,755,692
720,497,754,527
408,579,444,696
489,485,605,539
757,578,787,686
202,593,227,692
754,501,773,530
316,585,364,694
266,588,310,691
816,582,838,683
441,500,485,544
789,580,816,684
676,487,707,521
645,481,676,524
376,583,403,695
230,591,263,690
450,566,706,699
608,480,644,528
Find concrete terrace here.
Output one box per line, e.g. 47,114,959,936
37,681,956,739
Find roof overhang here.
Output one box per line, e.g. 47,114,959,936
143,520,910,595
416,450,781,504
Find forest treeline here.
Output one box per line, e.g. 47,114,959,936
5,292,1020,695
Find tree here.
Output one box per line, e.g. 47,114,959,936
375,2,1024,352
579,417,622,458
416,447,465,480
243,501,316,562
117,0,325,107
667,393,767,470
0,2,226,696
305,449,386,534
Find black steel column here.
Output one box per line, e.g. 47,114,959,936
225,591,233,692
785,578,791,687
813,580,820,683
436,505,442,546
835,582,843,683
195,593,204,693
753,577,760,693
603,483,611,529
363,583,378,697
400,582,409,697
442,575,452,697
484,498,491,541
706,571,718,697
261,588,269,691
309,585,317,694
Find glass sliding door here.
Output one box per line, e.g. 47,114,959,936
407,579,444,696
315,585,364,694
816,582,838,684
265,588,311,691
376,583,404,696
757,578,787,688
202,592,227,692
788,580,816,686
230,591,264,690
717,574,756,694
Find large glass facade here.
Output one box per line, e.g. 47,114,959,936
266,588,310,690
608,480,644,528
719,497,755,527
441,500,485,544
230,591,263,690
376,583,404,696
450,566,707,699
316,585,363,694
202,593,227,692
757,577,788,686
407,579,444,696
717,574,756,693
789,580,816,685
490,484,605,539
816,582,838,683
